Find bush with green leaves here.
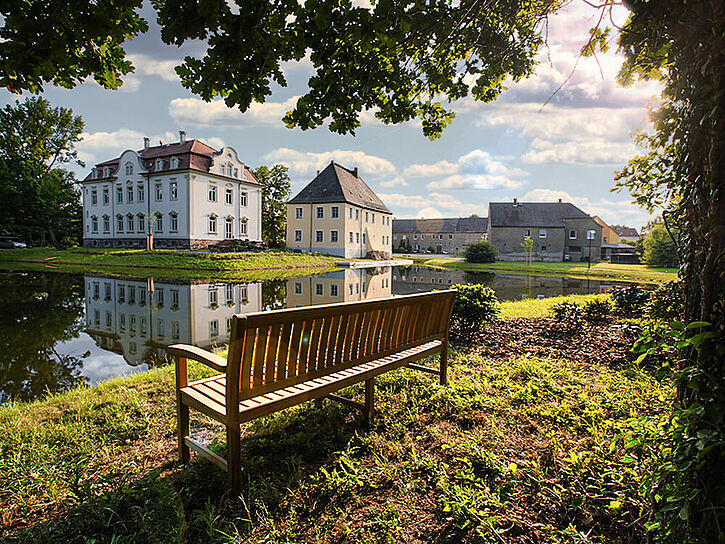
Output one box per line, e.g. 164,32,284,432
550,302,584,331
610,285,651,316
464,241,498,263
450,284,500,332
645,280,684,322
583,298,613,321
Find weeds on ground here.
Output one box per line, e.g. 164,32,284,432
1,349,672,543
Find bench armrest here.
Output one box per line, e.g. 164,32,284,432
168,344,227,373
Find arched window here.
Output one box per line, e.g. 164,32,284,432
117,214,124,232
137,213,145,233
155,213,163,232
125,162,133,175
169,212,178,232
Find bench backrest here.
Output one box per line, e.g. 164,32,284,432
225,290,456,401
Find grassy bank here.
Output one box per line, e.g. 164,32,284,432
0,248,339,281
0,295,671,543
414,256,678,284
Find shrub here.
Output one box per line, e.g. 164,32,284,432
464,241,498,263
550,302,584,331
583,298,613,321
610,285,651,316
451,284,500,331
645,280,684,321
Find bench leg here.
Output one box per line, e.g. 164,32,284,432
177,400,190,463
440,343,448,386
227,425,242,495
175,356,190,463
365,378,375,422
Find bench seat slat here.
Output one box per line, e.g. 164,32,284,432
180,340,443,423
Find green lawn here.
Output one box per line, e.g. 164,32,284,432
414,256,678,284
0,294,671,543
0,248,339,281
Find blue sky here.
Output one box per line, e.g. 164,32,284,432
1,2,661,229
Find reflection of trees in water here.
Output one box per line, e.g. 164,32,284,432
263,279,286,311
462,271,495,287
0,272,88,402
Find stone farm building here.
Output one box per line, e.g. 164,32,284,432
81,132,262,249
392,217,488,253
286,162,392,258
487,200,602,262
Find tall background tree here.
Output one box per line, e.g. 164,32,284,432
253,164,291,248
0,97,84,246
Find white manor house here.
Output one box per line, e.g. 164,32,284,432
81,132,262,249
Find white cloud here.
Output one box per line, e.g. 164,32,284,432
521,188,653,229
168,96,299,127
380,176,407,188
426,174,525,190
405,149,528,190
521,138,636,166
262,148,397,178
128,54,180,82
378,192,484,217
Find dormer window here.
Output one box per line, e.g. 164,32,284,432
170,157,179,168
125,162,133,175
103,167,111,177
156,159,164,170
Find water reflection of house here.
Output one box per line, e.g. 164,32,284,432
391,266,465,295
286,268,392,307
84,276,261,365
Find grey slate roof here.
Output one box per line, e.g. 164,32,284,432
392,217,487,234
488,202,590,228
288,162,391,213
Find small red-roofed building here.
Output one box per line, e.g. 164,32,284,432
80,132,262,249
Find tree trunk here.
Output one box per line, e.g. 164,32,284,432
46,223,62,249
670,1,725,539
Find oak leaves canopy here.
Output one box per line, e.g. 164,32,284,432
0,0,557,139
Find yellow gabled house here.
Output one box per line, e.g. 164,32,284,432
286,162,392,258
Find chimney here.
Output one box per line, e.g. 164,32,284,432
558,198,562,203
179,130,186,143
143,137,150,150
353,167,359,178
316,169,320,176
513,198,518,207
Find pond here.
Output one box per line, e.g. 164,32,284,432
0,266,632,402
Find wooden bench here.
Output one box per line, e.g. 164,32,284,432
169,289,456,493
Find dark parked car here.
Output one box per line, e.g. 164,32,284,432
0,236,27,248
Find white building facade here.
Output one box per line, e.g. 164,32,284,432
81,132,262,249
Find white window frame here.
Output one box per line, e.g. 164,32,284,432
316,206,324,219
225,188,233,205
330,284,339,297
137,184,145,202
209,215,217,234
224,217,233,239
294,282,303,295
208,184,217,202
569,229,577,239
240,191,248,207
331,206,339,219
539,229,547,239
169,181,178,200
315,230,324,243
170,213,178,233
315,283,323,296
330,230,339,243
294,229,303,242
295,207,303,219
155,183,163,201
240,219,248,236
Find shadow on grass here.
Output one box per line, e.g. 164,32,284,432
4,403,360,544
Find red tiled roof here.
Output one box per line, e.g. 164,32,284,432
82,139,259,185
613,226,640,237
